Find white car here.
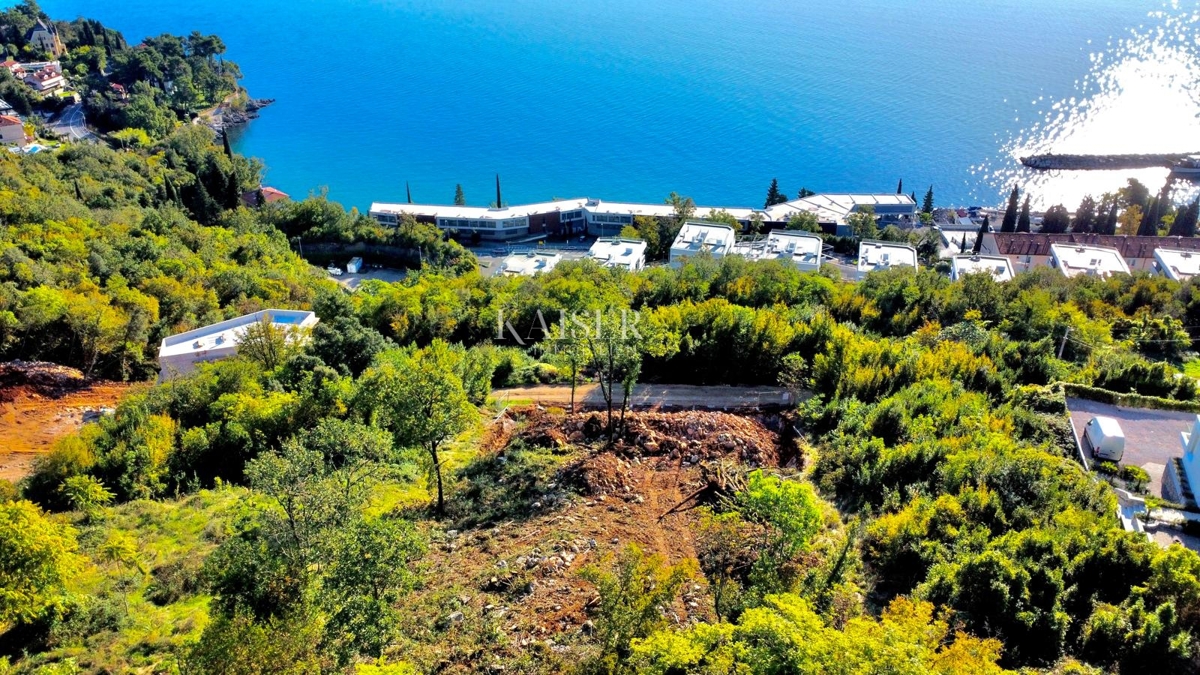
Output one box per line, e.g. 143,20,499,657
327,266,344,277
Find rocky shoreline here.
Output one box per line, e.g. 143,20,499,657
202,97,275,134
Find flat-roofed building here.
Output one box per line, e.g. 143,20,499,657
1049,243,1130,278
1154,248,1200,282
858,241,918,277
588,238,647,271
157,309,319,381
951,254,1014,282
669,222,735,268
499,251,562,276
763,193,918,236
733,231,823,272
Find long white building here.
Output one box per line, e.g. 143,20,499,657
1154,248,1200,282
157,309,319,381
370,192,916,241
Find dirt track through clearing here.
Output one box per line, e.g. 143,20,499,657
494,383,796,410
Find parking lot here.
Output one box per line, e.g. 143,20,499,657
1067,397,1197,499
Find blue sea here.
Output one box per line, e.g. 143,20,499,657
39,0,1200,211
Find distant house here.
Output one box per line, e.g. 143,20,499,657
0,115,27,146
0,60,25,78
25,19,64,57
241,186,290,208
857,241,918,277
950,254,1014,282
588,238,647,271
978,232,1200,275
0,98,14,116
157,309,320,381
499,251,562,277
24,66,63,93
109,82,128,100
1154,248,1200,282
732,230,824,272
668,222,735,268
1049,243,1130,279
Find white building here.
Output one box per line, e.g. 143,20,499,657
857,241,918,277
1049,243,1130,279
669,222,736,268
733,231,823,272
157,309,319,381
588,238,647,271
1153,248,1200,282
499,251,562,276
950,255,1014,282
24,66,63,93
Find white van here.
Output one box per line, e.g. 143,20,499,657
1084,416,1125,462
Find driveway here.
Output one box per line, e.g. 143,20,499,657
47,103,94,141
494,384,797,411
1067,397,1197,499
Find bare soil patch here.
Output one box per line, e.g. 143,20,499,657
0,361,136,482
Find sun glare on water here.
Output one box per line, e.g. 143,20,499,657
979,2,1200,209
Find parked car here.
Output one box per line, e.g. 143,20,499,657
1083,416,1125,462
326,266,343,277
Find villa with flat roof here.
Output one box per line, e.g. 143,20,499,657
369,192,915,241
157,309,319,381
1049,243,1130,279
951,255,1014,282
499,251,562,276
1154,248,1200,282
857,241,918,277
733,231,824,272
588,238,647,271
669,222,735,268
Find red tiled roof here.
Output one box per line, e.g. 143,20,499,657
991,232,1200,260
260,187,289,201
0,115,22,127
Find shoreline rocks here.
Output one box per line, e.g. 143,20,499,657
202,97,275,134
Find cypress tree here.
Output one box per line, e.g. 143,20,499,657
764,178,786,207
224,168,241,209
972,216,989,254
222,130,233,160
73,179,82,202
1103,201,1119,235
1073,196,1096,233
255,187,266,208
922,185,934,214
1016,196,1032,233
798,187,815,199
1138,197,1160,237
896,178,903,195
454,183,465,206
1001,186,1020,233
1171,198,1200,237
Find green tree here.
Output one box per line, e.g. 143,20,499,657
922,185,934,215
847,207,878,241
1001,186,1020,233
1170,197,1200,237
786,211,821,233
357,341,475,515
764,178,787,207
1042,204,1070,234
797,187,815,199
583,310,646,444
0,500,85,626
973,216,989,254
1017,195,1032,233
453,183,465,206
238,313,305,371
1073,196,1097,233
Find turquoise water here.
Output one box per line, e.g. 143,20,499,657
39,0,1193,210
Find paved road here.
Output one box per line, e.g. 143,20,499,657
494,383,797,410
48,103,93,142
1067,397,1197,499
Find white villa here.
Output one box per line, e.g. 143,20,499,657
588,238,647,271
857,241,918,277
499,251,562,276
733,231,824,272
1049,243,1130,279
668,222,736,268
157,309,319,381
950,255,1014,282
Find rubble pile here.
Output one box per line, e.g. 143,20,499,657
0,361,87,402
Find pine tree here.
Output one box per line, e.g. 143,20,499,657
222,131,233,160
896,178,903,195
1001,186,1020,233
1103,200,1119,235
922,185,934,215
1073,196,1096,233
254,188,266,208
972,216,989,254
1171,198,1200,237
764,178,786,208
454,184,465,206
1016,196,1032,233
73,179,82,202
797,187,815,199
1138,197,1160,236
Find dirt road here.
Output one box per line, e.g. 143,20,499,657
493,383,796,410
0,382,134,482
